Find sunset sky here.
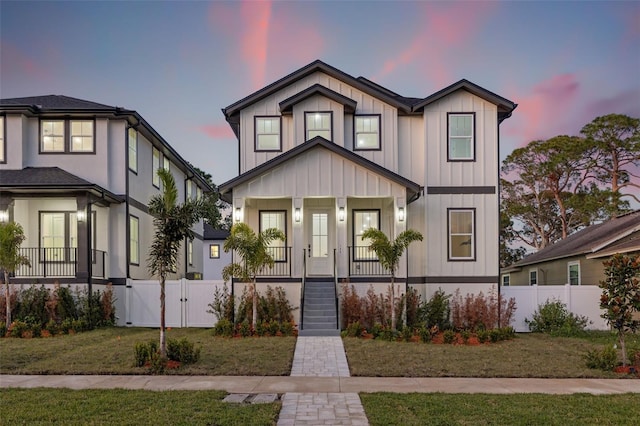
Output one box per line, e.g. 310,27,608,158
2,0,639,185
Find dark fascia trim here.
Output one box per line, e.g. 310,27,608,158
218,136,422,203
279,84,357,115
407,276,499,284
223,60,412,119
412,79,517,122
255,277,302,284
427,186,496,194
128,196,149,214
0,186,124,206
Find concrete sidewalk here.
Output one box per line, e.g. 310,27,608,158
2,375,639,395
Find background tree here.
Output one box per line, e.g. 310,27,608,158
499,210,527,268
222,223,285,329
599,253,640,366
0,222,30,325
361,228,423,330
148,168,203,357
581,114,640,214
191,165,230,229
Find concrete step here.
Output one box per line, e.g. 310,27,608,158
304,309,336,316
304,316,336,323
302,322,339,330
298,329,341,336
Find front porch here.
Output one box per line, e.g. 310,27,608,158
13,247,108,281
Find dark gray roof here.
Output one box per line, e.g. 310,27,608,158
509,211,640,268
0,95,116,110
279,84,357,115
0,167,124,205
204,223,230,240
218,136,422,204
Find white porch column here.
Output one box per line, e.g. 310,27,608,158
394,197,407,279
292,197,303,277
336,197,347,279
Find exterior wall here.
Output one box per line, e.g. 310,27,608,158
203,238,232,280
0,114,25,168
507,256,606,286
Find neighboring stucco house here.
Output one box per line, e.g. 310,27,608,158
218,60,517,333
203,223,230,281
502,210,640,286
0,96,212,295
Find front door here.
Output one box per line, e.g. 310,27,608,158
306,208,333,276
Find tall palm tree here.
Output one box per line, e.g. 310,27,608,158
361,228,423,330
222,223,285,329
0,221,30,325
148,168,203,357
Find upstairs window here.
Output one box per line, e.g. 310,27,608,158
41,120,94,153
306,112,332,141
130,215,139,265
354,115,381,150
0,116,5,163
448,113,475,161
163,155,170,172
186,180,193,200
128,128,138,172
70,121,94,152
448,208,475,260
568,261,581,285
196,186,202,201
152,147,160,188
41,120,65,152
255,116,281,151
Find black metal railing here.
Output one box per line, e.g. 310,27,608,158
233,246,292,277
15,248,107,279
348,246,391,276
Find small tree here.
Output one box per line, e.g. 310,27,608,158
599,253,640,366
0,221,30,325
148,169,203,357
222,223,285,329
361,228,423,330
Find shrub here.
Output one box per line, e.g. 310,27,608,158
451,288,516,331
477,329,490,343
0,321,6,337
44,319,59,336
401,325,414,342
369,323,384,339
405,287,422,328
8,320,29,338
55,285,77,322
279,321,295,336
376,326,399,341
237,321,252,337
418,289,451,330
340,282,363,329
443,329,456,344
60,318,74,334
15,285,49,326
344,321,363,337
207,283,234,322
461,330,471,343
419,326,432,343
585,346,618,371
526,299,589,336
166,337,201,365
134,341,158,367
213,318,234,337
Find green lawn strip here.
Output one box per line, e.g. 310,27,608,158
0,388,279,425
344,333,639,378
360,393,640,426
0,328,296,376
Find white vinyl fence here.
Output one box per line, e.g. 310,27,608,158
502,285,608,332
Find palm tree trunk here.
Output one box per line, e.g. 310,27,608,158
4,271,10,326
160,275,166,357
252,279,258,330
390,275,396,330
619,331,628,366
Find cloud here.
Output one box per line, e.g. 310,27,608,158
197,123,235,140
584,89,640,121
0,41,49,82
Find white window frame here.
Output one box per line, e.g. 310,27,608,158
209,244,220,259
255,116,281,151
501,274,510,287
568,261,581,285
353,209,380,261
305,111,332,141
0,116,5,163
448,113,475,161
128,128,138,173
152,147,160,188
529,269,538,286
130,215,139,265
354,115,381,150
448,208,475,261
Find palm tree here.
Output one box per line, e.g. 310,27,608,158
222,223,285,329
148,168,203,357
361,228,423,330
0,222,30,325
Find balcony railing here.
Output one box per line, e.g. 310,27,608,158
348,246,391,276
233,246,292,277
14,248,107,279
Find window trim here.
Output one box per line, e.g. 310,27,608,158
447,112,475,162
39,118,96,154
38,210,96,262
447,208,476,261
259,210,287,262
209,244,220,259
129,215,140,266
353,114,382,151
568,261,581,286
352,209,381,261
0,115,6,164
152,147,161,188
128,128,138,174
501,274,510,287
529,268,538,286
304,111,333,141
254,116,282,152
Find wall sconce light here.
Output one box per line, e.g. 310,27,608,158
339,207,345,221
77,210,86,222
0,210,8,223
295,208,301,222
398,207,405,222
234,208,241,222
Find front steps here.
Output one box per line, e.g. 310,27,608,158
299,280,340,336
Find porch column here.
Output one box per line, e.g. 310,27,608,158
394,197,407,279
0,195,14,222
336,197,347,279
292,198,303,277
76,195,90,281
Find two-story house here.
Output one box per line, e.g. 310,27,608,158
0,95,212,322
219,60,517,334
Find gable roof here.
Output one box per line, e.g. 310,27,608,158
0,167,124,205
0,95,117,110
506,211,640,269
218,136,422,203
204,223,230,240
279,84,357,115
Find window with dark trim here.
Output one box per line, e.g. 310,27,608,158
40,119,95,153
529,269,538,286
0,116,5,163
354,115,381,150
305,111,332,141
260,210,286,261
501,274,510,286
352,209,380,260
39,211,96,262
209,244,220,259
447,113,475,161
152,147,160,188
128,128,138,173
448,208,475,260
568,261,580,285
255,116,282,151
130,215,140,265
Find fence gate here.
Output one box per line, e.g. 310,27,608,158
125,279,225,327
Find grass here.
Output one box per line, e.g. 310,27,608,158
0,327,296,375
0,388,279,425
360,393,640,425
344,332,640,378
